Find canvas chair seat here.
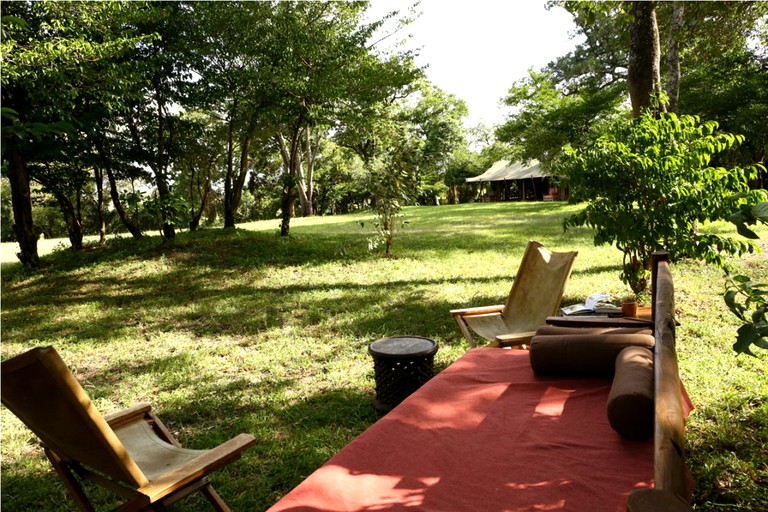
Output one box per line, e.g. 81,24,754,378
1,346,257,512
451,240,577,348
460,312,538,345
114,420,210,482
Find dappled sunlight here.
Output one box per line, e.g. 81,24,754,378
533,387,574,419
3,202,767,510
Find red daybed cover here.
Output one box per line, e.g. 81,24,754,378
267,348,658,512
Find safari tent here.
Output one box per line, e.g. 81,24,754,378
467,160,561,201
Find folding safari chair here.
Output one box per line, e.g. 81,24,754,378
450,240,578,348
1,346,257,511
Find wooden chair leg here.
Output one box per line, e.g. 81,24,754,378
201,483,230,512
44,448,97,512
452,314,477,348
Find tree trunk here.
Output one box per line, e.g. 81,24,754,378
189,180,211,231
299,128,317,217
280,179,296,237
278,127,317,220
448,184,457,205
224,127,254,229
666,2,685,114
155,176,176,240
7,147,40,267
189,165,211,231
127,108,174,239
105,166,143,238
95,135,143,238
223,113,237,229
154,83,175,240
94,167,106,244
628,1,664,117
53,189,83,251
277,132,300,235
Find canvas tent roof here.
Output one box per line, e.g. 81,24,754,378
466,160,546,182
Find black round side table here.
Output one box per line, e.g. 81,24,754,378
368,336,438,412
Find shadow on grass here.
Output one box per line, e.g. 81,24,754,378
1,254,510,348
0,203,620,510
685,396,768,508
1,367,383,511
0,342,387,511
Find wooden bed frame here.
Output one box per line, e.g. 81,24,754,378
628,252,692,511
266,252,693,511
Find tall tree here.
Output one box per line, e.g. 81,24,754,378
665,2,685,113
268,1,418,235
1,1,151,265
185,1,276,229
92,121,146,239
400,83,469,204
496,69,625,168
121,2,193,240
174,112,225,230
506,1,767,167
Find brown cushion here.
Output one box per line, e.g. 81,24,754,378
535,325,652,336
607,346,655,440
529,332,655,377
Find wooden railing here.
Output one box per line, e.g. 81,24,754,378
627,252,692,511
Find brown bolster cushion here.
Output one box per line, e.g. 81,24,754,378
529,331,655,377
534,326,652,337
607,346,655,440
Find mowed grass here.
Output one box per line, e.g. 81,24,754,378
2,201,767,511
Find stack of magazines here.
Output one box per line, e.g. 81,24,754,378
560,292,622,316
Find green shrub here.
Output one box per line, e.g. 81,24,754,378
561,110,766,292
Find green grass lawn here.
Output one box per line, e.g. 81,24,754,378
2,202,767,511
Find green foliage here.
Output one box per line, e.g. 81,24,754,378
404,83,469,174
313,143,370,215
680,47,768,185
725,201,768,356
561,109,765,292
1,1,160,259
525,1,768,173
729,201,768,240
1,178,14,241
143,192,190,239
365,155,415,255
496,68,625,167
725,276,768,356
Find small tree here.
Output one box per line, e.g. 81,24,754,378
561,109,766,292
365,137,419,256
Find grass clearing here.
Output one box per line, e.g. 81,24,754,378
2,202,767,511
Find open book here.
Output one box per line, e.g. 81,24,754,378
560,292,622,316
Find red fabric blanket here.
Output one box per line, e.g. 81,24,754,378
267,348,659,512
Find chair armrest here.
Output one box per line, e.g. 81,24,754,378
137,434,258,501
105,403,152,430
450,304,505,317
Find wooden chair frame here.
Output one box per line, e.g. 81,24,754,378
1,347,257,512
450,240,578,348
